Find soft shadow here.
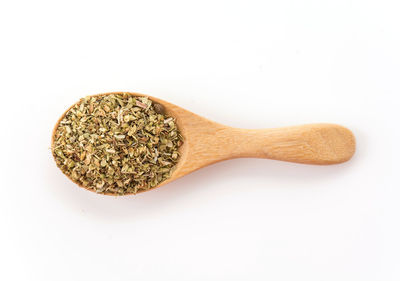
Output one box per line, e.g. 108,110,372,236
45,128,363,222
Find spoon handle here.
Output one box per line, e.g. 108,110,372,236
228,124,355,164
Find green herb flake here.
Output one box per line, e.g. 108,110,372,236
52,93,183,195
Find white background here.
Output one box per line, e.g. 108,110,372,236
0,0,399,280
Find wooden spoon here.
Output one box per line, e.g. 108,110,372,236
52,92,356,194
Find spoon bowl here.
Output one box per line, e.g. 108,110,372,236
52,92,356,195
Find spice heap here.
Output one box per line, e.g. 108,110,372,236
52,93,183,194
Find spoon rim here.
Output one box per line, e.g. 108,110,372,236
51,91,187,196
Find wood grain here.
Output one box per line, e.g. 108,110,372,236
141,93,356,188
52,92,356,194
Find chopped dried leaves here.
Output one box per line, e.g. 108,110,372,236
52,93,183,194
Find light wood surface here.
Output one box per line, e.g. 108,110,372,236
52,92,356,194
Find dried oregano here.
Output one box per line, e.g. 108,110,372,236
52,93,183,195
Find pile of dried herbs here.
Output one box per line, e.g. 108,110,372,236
52,93,183,195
